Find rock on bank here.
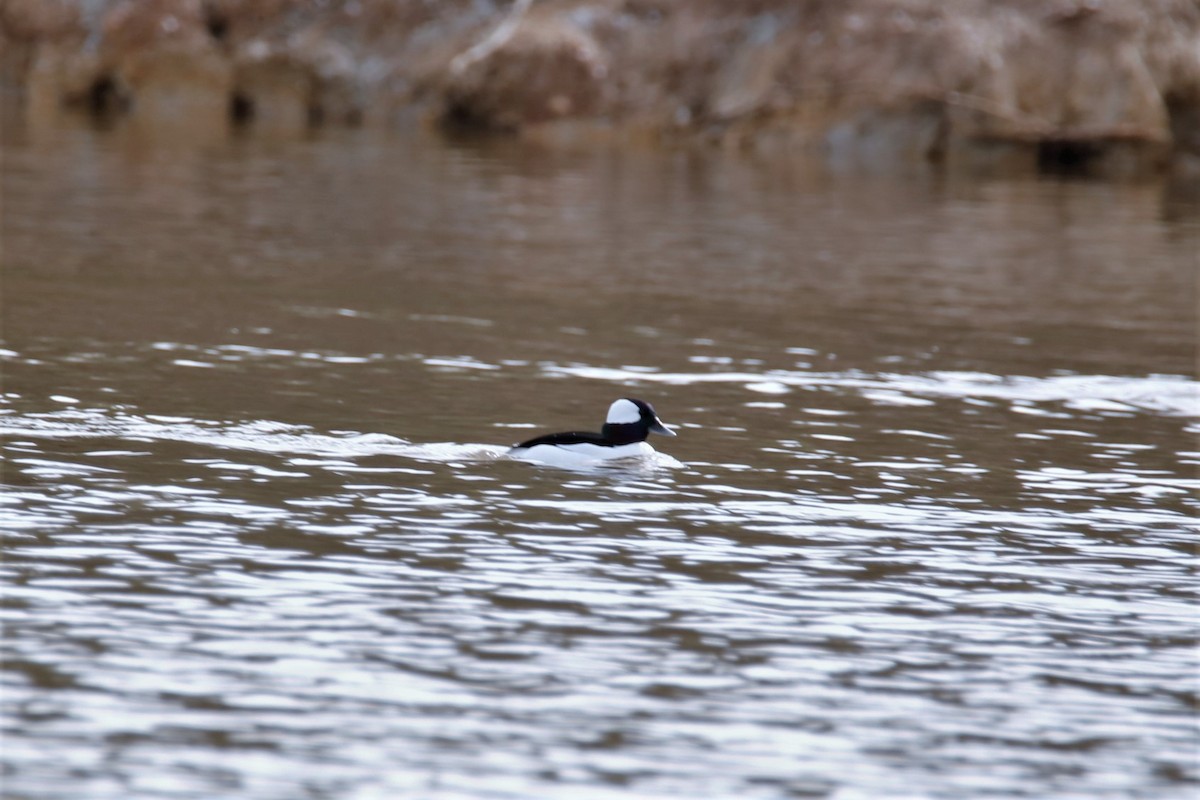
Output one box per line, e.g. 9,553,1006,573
2,0,1198,177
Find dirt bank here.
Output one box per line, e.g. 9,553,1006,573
3,0,1198,177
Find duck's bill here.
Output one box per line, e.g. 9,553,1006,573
650,419,677,436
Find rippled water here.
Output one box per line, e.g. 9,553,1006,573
2,124,1198,799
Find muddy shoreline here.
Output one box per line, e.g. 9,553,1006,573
3,0,1198,178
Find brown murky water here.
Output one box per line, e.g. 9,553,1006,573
2,123,1197,799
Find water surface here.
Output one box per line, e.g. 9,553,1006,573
2,126,1197,799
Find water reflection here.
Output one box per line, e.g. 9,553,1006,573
1,125,1197,799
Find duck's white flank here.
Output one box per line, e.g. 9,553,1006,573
509,440,654,467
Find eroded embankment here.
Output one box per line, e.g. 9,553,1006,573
3,0,1198,177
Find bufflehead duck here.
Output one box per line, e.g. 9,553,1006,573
508,398,676,464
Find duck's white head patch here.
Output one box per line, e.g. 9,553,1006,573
606,398,641,425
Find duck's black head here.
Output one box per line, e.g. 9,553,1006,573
600,398,676,445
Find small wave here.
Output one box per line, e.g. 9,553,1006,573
544,365,1197,417
1,409,509,465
